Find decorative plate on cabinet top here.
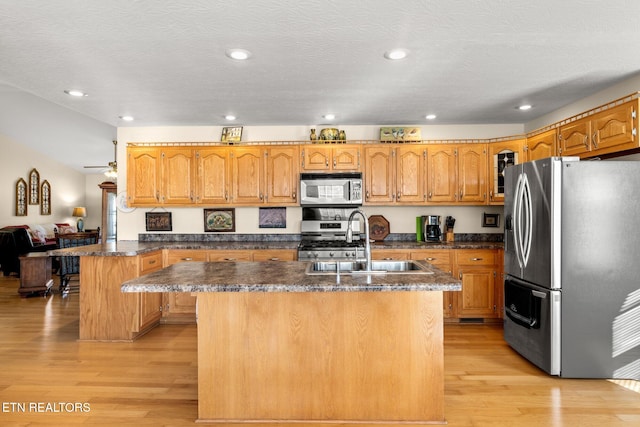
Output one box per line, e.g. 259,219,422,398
368,215,390,241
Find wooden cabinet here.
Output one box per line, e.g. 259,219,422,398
253,249,297,261
264,146,299,205
364,144,427,205
487,139,524,205
427,144,487,204
372,249,409,260
138,252,164,332
558,100,639,158
161,250,207,324
127,147,161,206
207,250,254,262
196,147,231,205
526,129,557,161
79,250,164,341
301,144,361,171
410,249,454,318
453,249,499,320
128,145,298,207
228,145,299,205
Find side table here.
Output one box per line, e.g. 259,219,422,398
18,253,53,297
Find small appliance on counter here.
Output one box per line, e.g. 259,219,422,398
421,215,442,242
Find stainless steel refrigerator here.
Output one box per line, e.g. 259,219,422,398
504,156,640,379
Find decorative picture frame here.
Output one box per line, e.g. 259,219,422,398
379,127,421,142
145,212,172,231
29,168,40,205
221,126,243,144
204,208,236,232
15,178,27,216
259,207,286,228
40,180,51,215
482,213,500,228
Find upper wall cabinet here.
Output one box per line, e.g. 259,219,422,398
558,99,638,158
127,145,298,207
525,129,557,162
487,139,524,205
363,144,427,205
427,144,487,204
301,144,361,171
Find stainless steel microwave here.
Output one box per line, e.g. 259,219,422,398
299,172,363,206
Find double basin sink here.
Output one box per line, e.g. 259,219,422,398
305,260,434,275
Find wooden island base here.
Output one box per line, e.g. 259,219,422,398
196,291,445,424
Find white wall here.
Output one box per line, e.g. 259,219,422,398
116,124,519,240
0,133,86,227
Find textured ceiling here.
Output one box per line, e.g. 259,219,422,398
2,1,640,168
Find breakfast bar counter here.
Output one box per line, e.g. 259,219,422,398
122,261,460,425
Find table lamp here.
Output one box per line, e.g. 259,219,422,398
72,207,87,232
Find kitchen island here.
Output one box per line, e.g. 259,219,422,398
122,260,461,425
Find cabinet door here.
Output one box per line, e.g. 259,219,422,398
138,252,163,331
332,145,361,170
454,250,498,319
230,147,265,205
427,145,457,203
301,146,331,171
265,146,298,205
488,139,523,205
411,250,454,318
559,119,591,157
364,145,395,204
163,250,205,321
161,147,195,205
458,144,487,204
591,100,638,155
395,146,426,204
127,147,161,206
197,147,230,205
526,129,557,162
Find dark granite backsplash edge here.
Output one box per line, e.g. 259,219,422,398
139,232,503,243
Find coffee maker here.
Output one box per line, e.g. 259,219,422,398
422,215,442,242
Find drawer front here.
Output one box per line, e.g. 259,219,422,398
371,250,409,260
253,250,297,261
410,250,452,271
455,249,496,266
166,250,208,265
139,251,163,274
208,250,253,262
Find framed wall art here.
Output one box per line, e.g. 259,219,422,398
15,178,27,216
29,168,40,205
259,207,286,228
482,213,500,228
221,126,243,144
40,180,51,215
204,208,235,232
145,212,172,231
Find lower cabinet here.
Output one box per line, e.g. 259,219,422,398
138,252,164,331
410,250,455,318
453,249,500,320
161,249,298,323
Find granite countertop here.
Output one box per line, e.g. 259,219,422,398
120,260,462,293
49,239,503,257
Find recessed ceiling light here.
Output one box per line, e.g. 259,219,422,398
119,115,134,121
225,115,237,121
518,104,532,111
384,49,409,60
323,114,336,120
225,49,251,60
64,89,87,97
425,114,437,120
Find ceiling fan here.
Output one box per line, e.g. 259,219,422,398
84,140,118,178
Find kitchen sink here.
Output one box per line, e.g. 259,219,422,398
305,260,434,275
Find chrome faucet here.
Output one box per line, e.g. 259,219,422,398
346,209,372,272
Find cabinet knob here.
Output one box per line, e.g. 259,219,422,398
292,191,296,200
182,257,193,261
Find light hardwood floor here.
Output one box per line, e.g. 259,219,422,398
0,274,639,426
